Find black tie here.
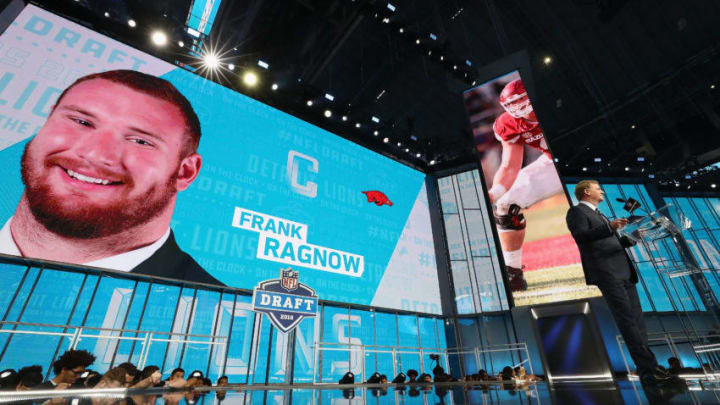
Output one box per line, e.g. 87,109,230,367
596,209,610,225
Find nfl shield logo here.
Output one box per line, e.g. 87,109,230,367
281,269,299,291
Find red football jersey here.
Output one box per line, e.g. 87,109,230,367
493,112,551,157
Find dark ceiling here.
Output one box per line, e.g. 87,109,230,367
21,0,720,191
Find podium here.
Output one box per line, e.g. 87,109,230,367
620,205,720,378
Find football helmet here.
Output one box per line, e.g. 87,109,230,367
499,79,533,119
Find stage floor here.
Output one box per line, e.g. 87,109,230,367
1,380,718,404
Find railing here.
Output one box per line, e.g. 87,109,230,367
0,321,227,370
312,341,532,384
616,330,720,380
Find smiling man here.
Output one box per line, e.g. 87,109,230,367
0,70,220,285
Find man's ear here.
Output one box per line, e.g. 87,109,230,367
176,153,202,191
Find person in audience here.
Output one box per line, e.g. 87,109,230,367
165,368,186,388
185,370,205,388
117,362,139,387
15,366,43,391
0,369,18,390
499,366,514,381
406,369,418,383
418,373,433,383
217,376,228,386
378,375,388,384
131,366,162,389
37,349,96,389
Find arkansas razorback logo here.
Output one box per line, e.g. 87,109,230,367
362,190,393,206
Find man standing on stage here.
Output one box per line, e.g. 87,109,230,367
566,180,670,384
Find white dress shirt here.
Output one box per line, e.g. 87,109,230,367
0,216,170,271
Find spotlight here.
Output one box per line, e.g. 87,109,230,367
151,31,168,46
712,84,716,89
440,55,444,61
324,110,332,118
631,124,636,129
383,137,389,143
128,19,136,28
429,160,436,165
399,27,404,33
242,71,258,86
371,116,380,123
405,148,409,152
306,100,313,106
453,65,457,70
625,167,630,171
355,123,361,128
582,167,587,171
203,53,219,69
258,60,269,69
543,56,552,65
342,115,348,121
178,40,184,47
325,93,334,101
416,153,421,158
271,83,278,90
397,142,401,147
415,39,420,44
373,130,379,136
228,63,235,71
712,184,717,188
104,11,110,17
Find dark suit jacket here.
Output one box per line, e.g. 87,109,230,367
130,231,223,286
566,203,638,285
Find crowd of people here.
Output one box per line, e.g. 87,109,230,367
0,349,231,402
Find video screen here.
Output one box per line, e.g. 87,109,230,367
0,5,441,313
462,70,600,306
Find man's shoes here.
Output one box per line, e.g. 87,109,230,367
507,266,528,292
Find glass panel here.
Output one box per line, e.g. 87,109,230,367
397,314,419,348
223,295,254,384
473,257,505,312
438,176,458,214
137,284,182,375
444,214,466,261
451,261,475,315
181,289,222,375
293,316,318,383
465,210,492,257
457,170,480,209
418,317,438,349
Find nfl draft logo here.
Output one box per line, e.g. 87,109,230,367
281,269,299,291
252,268,318,333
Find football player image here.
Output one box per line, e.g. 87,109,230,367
0,70,221,285
486,79,564,291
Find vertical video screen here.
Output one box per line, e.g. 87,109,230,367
462,70,599,306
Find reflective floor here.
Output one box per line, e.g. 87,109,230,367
1,380,719,405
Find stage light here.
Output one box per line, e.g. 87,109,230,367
228,63,235,70
258,60,269,69
712,84,716,89
594,157,602,162
637,156,645,162
676,182,680,187
128,19,136,28
373,130,379,136
383,137,389,143
242,71,258,86
324,110,332,118
440,55,444,61
405,148,409,152
271,83,278,90
399,27,404,33
453,65,457,70
472,80,477,86
397,142,401,147
429,160,436,165
355,123,361,128
203,53,219,69
416,153,421,158
631,124,636,129
553,158,559,162
104,12,110,17
342,116,348,121
415,39,420,44
465,59,472,66
306,100,313,106
178,41,184,47
371,116,380,123
325,93,334,101
151,31,168,46
625,167,630,171
712,184,717,188
387,3,396,11
543,56,552,65
382,17,390,24
429,33,437,40
582,167,587,171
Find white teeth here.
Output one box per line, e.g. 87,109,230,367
66,169,112,185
